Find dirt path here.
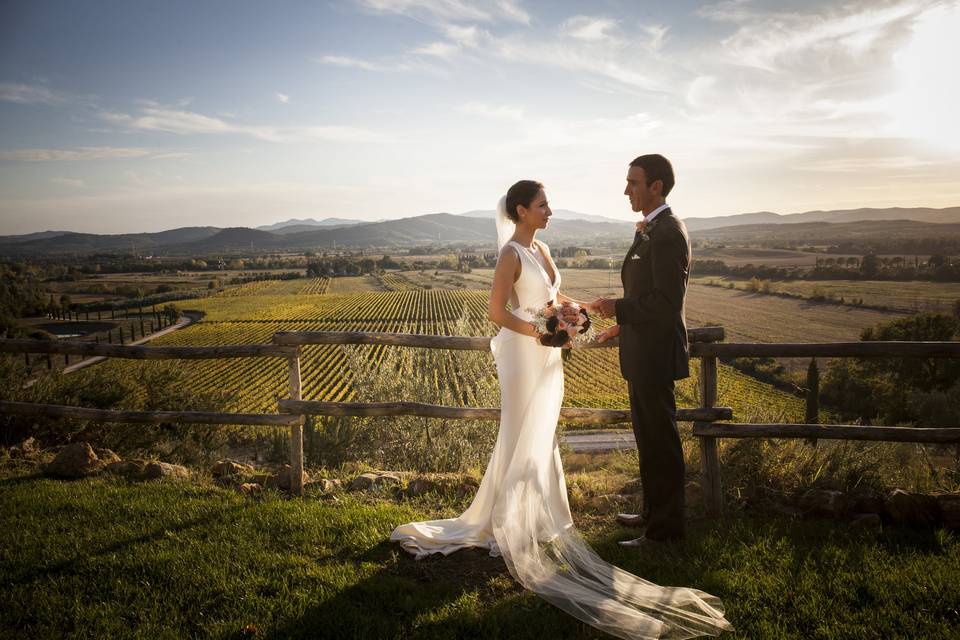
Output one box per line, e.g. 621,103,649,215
562,429,636,452
61,311,201,374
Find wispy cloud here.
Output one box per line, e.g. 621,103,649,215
0,146,161,162
413,41,460,57
318,54,385,71
561,16,619,42
701,0,927,72
276,92,290,104
50,177,86,188
357,0,529,24
0,82,69,105
457,102,524,119
101,104,388,143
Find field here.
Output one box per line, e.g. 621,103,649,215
470,268,909,344
692,276,960,314
64,272,814,427
2,466,959,640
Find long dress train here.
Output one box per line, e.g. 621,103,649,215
390,240,733,639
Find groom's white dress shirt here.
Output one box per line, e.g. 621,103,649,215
643,202,670,225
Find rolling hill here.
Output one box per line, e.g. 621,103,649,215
3,206,960,256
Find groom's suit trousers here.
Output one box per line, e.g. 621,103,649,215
627,379,685,541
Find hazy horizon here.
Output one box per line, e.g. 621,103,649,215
2,0,959,235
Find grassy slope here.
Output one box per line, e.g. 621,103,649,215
2,468,959,640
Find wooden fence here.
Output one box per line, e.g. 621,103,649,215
3,330,960,515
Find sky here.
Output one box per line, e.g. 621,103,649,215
1,0,959,235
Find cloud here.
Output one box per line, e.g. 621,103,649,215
457,102,524,119
702,0,927,72
356,0,529,24
276,92,290,104
413,41,461,57
101,105,388,143
561,16,619,42
318,55,385,71
0,82,68,105
0,146,161,162
50,178,86,188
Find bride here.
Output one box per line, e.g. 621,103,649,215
391,180,733,638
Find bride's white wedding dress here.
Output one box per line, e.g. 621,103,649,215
390,237,733,638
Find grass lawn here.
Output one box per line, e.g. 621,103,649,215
2,467,959,640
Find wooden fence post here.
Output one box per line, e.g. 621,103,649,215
805,358,820,447
288,347,305,496
698,355,723,516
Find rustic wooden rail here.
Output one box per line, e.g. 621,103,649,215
277,400,733,424
3,331,960,511
693,422,960,443
0,401,301,426
272,325,727,347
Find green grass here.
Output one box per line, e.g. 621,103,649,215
3,468,959,639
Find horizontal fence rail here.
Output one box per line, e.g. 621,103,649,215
278,400,734,425
272,326,727,348
693,422,960,444
0,401,302,426
0,338,297,360
692,341,960,359
5,330,959,505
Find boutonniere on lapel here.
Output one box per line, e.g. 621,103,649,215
635,218,659,244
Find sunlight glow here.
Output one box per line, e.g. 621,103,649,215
887,2,960,149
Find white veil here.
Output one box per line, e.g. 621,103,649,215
496,194,514,251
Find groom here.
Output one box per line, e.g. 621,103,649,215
590,154,691,545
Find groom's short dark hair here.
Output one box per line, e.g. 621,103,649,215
630,154,674,197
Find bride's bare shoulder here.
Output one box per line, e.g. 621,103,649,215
498,243,520,261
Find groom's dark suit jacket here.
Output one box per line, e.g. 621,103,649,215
614,208,691,382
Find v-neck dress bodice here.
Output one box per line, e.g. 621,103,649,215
503,240,560,323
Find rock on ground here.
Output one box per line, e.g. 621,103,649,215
44,442,104,478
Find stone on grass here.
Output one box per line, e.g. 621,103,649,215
618,478,644,495
264,464,310,491
10,436,38,458
935,493,960,529
141,461,190,481
406,477,436,498
212,460,255,478
456,477,480,499
105,459,146,476
799,489,848,518
94,448,121,465
887,489,939,527
848,489,886,517
850,513,882,529
237,483,263,496
44,442,104,478
350,472,401,492
304,478,342,493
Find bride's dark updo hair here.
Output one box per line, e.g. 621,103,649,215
505,180,543,223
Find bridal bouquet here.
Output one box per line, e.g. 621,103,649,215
527,301,595,355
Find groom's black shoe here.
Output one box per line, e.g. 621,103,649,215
618,534,682,548
615,513,649,528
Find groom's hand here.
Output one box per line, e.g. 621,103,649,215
589,298,617,318
596,324,620,343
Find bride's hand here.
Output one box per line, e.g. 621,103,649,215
596,324,620,343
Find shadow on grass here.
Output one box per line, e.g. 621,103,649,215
7,501,247,588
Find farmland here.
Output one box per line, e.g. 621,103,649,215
469,268,910,345
67,273,813,426
692,276,960,314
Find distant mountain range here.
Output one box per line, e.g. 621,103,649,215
682,206,960,231
256,217,368,233
1,206,958,255
459,209,628,225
